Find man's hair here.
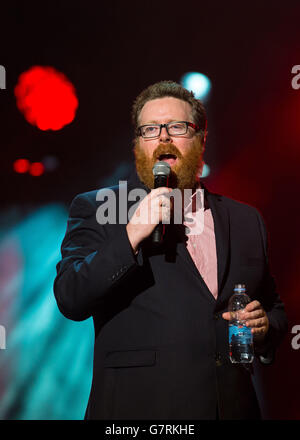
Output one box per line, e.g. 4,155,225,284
131,80,207,143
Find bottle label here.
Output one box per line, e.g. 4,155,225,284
229,324,253,344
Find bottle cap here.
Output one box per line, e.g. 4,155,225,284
234,283,246,292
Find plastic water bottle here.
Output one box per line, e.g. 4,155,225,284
228,284,254,363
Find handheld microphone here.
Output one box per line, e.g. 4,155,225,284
152,161,171,244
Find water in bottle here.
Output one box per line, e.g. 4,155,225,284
228,284,254,363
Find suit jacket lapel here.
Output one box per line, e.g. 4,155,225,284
172,184,230,302
173,225,217,304
205,186,230,298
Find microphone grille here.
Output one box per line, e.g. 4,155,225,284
152,161,171,176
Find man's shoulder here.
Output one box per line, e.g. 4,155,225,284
220,193,258,211
208,189,263,219
72,171,148,209
72,183,126,207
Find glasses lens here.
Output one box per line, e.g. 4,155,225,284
141,125,160,138
168,122,187,135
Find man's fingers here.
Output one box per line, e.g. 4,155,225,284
222,310,266,324
245,317,267,328
150,187,172,199
244,300,261,312
222,300,269,339
222,312,232,320
242,309,264,320
223,301,263,321
251,326,268,337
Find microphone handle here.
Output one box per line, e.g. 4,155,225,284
152,223,165,244
152,174,168,245
154,175,168,188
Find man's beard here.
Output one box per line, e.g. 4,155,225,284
134,137,204,190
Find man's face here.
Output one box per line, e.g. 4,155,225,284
134,97,204,190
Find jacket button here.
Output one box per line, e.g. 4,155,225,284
215,353,222,366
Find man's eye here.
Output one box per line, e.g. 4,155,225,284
144,126,157,135
170,123,184,130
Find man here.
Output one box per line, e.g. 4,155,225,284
54,80,287,420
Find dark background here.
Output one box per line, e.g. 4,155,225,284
0,1,299,419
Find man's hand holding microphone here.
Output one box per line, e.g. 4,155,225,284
126,186,173,254
126,161,172,253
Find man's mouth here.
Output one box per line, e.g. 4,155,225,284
157,153,178,166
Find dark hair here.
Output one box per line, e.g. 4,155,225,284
131,80,207,142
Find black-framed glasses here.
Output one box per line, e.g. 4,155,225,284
138,121,199,138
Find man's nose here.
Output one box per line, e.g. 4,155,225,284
159,125,171,143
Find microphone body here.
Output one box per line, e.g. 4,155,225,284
152,161,171,245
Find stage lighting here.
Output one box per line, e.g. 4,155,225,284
13,158,30,174
202,163,210,178
181,72,211,101
14,66,78,131
29,162,45,177
42,155,59,172
0,205,93,419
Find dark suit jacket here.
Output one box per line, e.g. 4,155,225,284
53,171,288,420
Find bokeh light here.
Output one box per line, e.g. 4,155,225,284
181,72,211,101
13,158,30,174
0,204,93,419
29,162,45,177
14,66,78,131
202,163,210,178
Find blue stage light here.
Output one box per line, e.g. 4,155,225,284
202,163,210,178
181,72,211,101
0,204,93,420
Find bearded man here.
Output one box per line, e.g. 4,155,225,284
54,81,287,420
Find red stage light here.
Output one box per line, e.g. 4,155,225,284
29,162,45,177
14,66,78,131
13,158,30,174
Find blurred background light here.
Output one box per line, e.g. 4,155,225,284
0,204,93,419
13,159,30,174
14,66,78,131
13,157,59,176
180,72,212,101
42,156,60,172
202,163,210,178
29,162,45,177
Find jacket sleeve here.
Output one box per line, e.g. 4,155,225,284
53,193,140,321
253,209,288,364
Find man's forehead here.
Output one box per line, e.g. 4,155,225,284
139,97,192,123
